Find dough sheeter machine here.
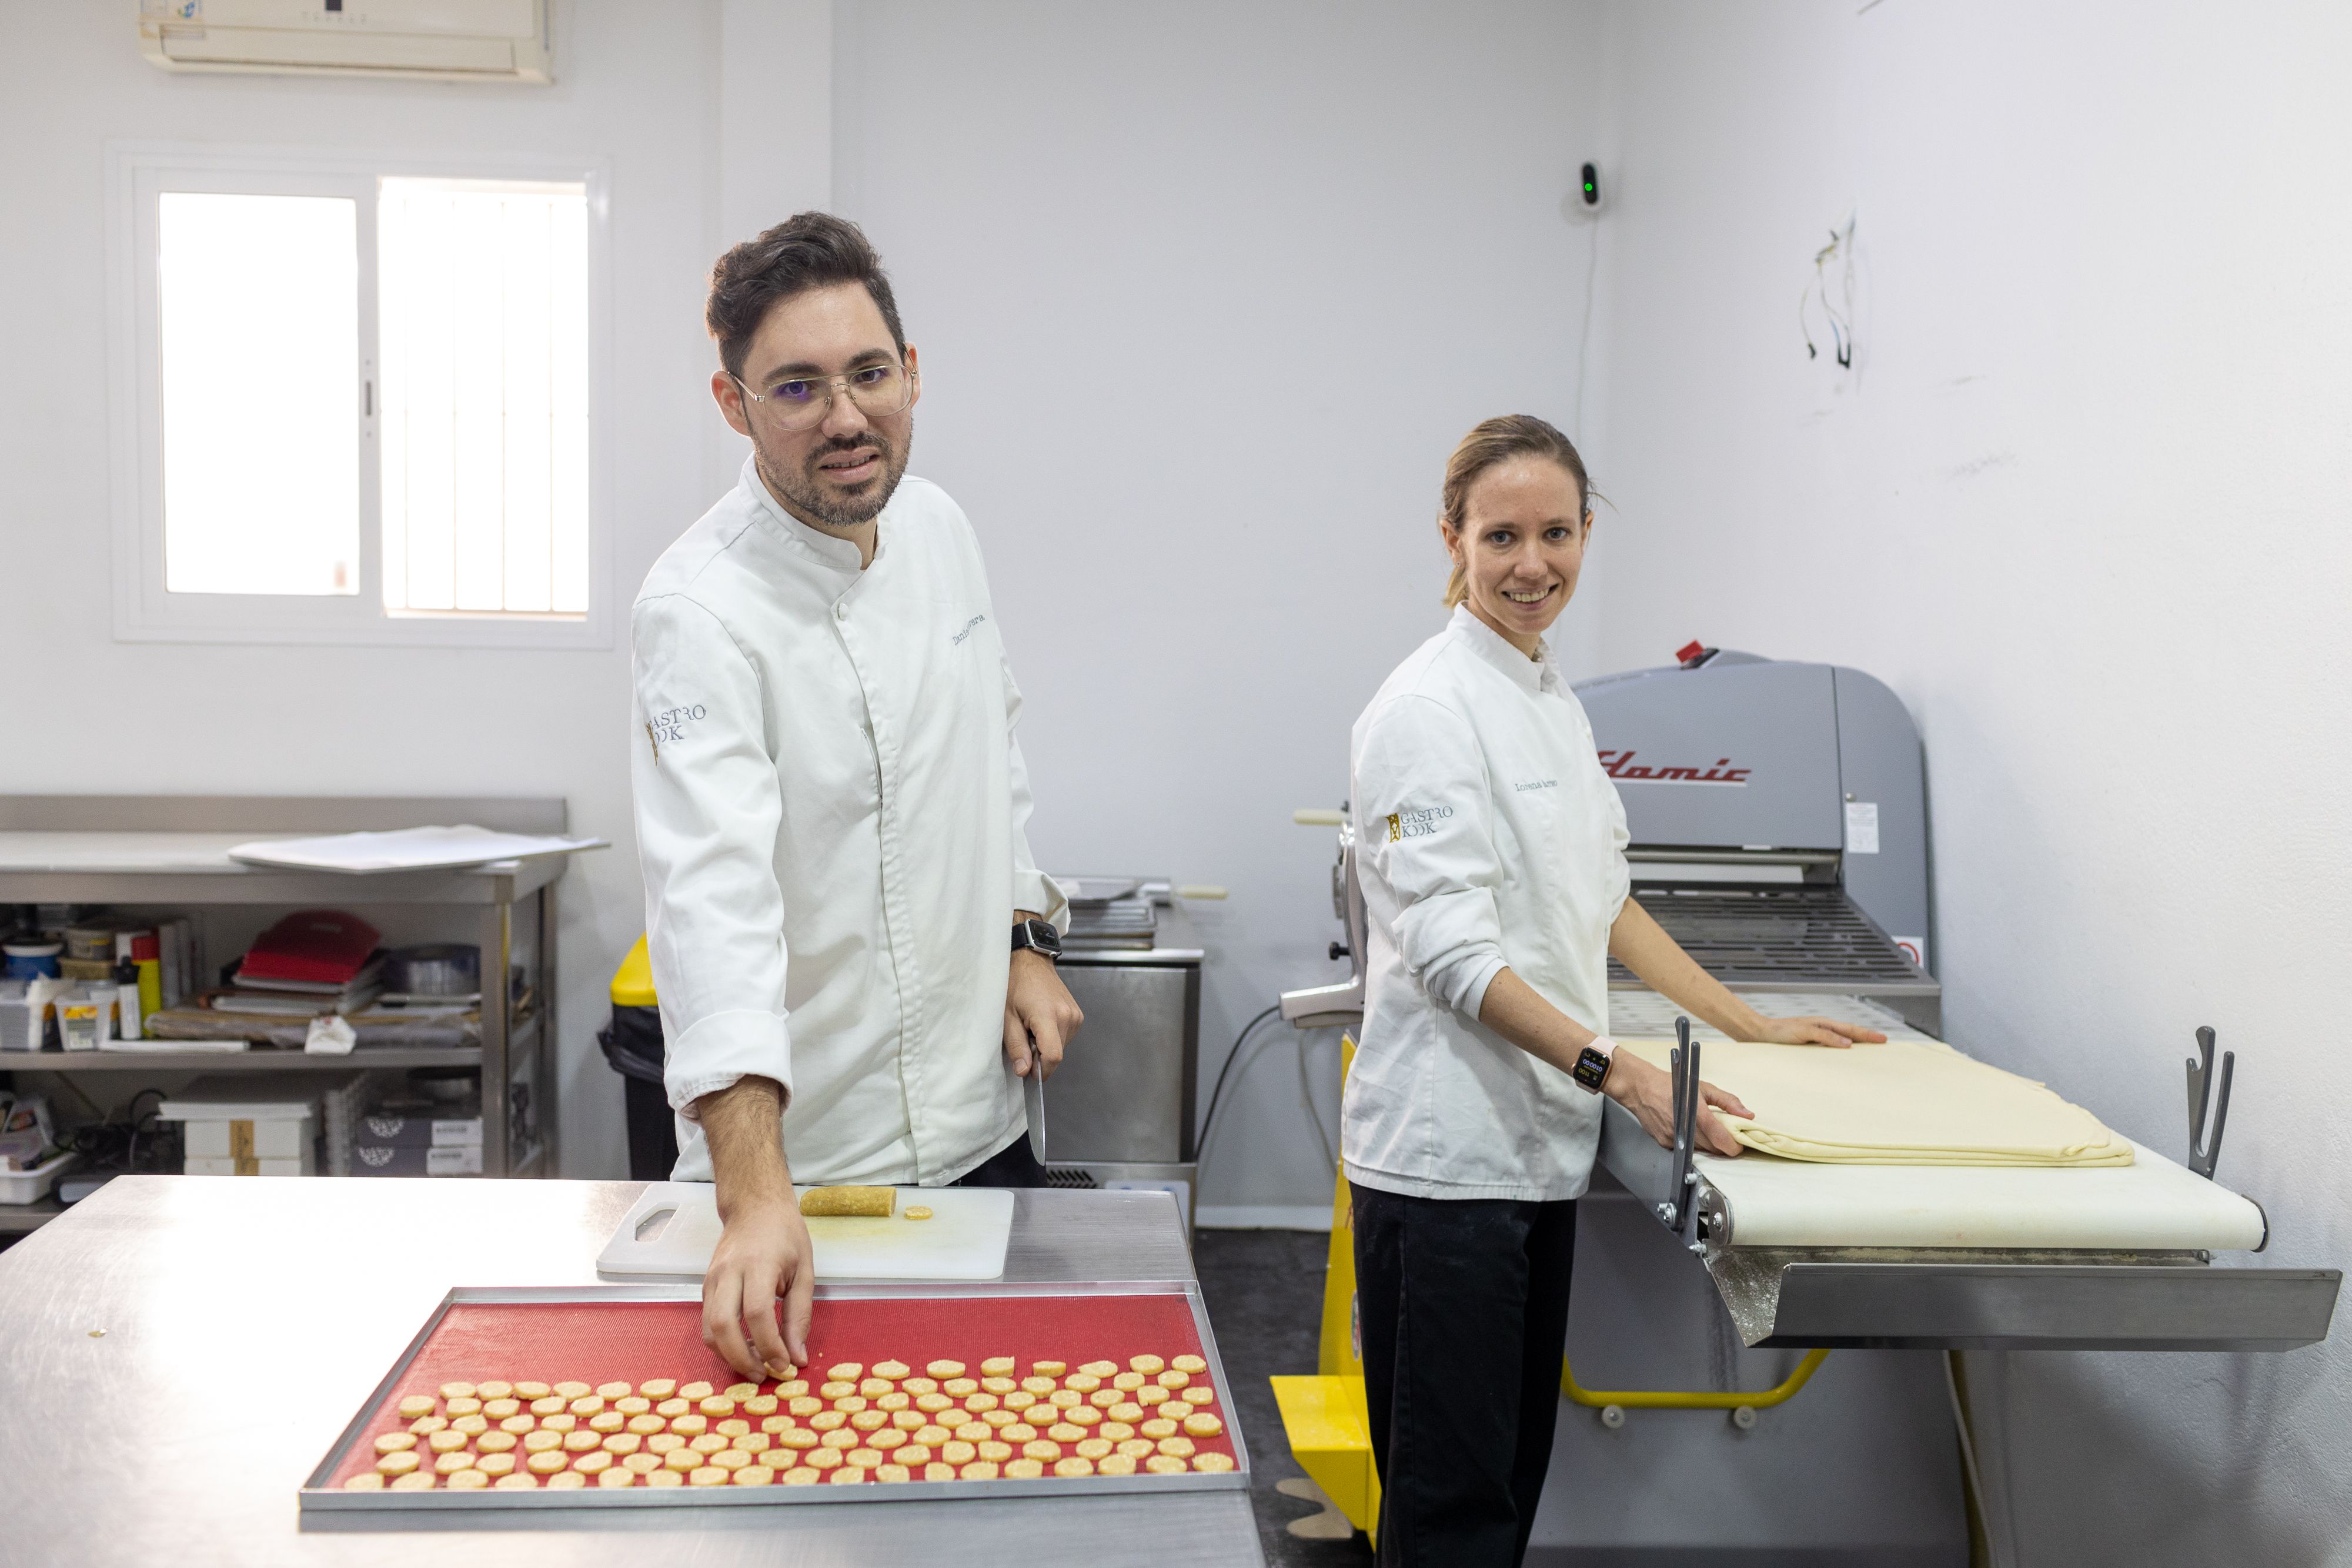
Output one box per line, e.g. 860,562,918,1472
1279,645,2338,1563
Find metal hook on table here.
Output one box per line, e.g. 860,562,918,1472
1658,1017,1702,1250
2186,1025,2234,1181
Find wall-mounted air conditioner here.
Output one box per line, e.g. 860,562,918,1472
138,0,551,85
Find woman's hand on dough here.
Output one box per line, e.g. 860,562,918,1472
1750,1015,1886,1049
1603,1054,1750,1157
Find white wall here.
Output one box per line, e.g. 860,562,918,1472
0,0,726,1176
834,0,1610,1215
1591,3,2352,1561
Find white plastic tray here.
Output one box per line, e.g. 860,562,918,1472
0,1149,76,1205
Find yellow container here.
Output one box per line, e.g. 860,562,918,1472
611,936,657,1008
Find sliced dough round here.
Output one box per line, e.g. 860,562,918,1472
1112,1372,1146,1392
890,1445,930,1466
924,1359,965,1378
375,1451,421,1476
513,1382,552,1400
818,1431,857,1452
644,1470,684,1488
737,1432,771,1453
573,1452,613,1474
818,1381,856,1400
569,1396,605,1417
709,1449,752,1470
699,1396,736,1417
741,1395,778,1416
526,1451,569,1475
1087,1389,1122,1409
924,1462,956,1481
1001,1423,1038,1444
450,1415,490,1436
825,1363,863,1382
1064,1373,1101,1394
843,1448,887,1469
476,1381,515,1400
1053,1456,1095,1477
343,1472,385,1492
444,1398,482,1417
1181,1386,1217,1406
475,1453,516,1477
439,1381,477,1400
1115,1439,1155,1458
374,1432,419,1455
494,1472,539,1491
396,1395,437,1419
773,1428,818,1450
687,1466,729,1487
539,1415,577,1433
962,1393,1000,1414
626,1415,665,1435
1182,1413,1224,1437
483,1399,522,1419
914,1392,955,1414
1139,1418,1178,1439
903,1205,934,1221
723,1382,758,1400
913,1425,951,1447
670,1414,709,1436
1135,1386,1171,1406
552,1381,590,1400
589,1412,626,1434
1003,1458,1045,1480
601,1433,642,1455
475,1432,517,1453
875,1392,911,1413
1156,1436,1196,1458
871,1360,911,1379
1064,1409,1101,1429
527,1398,564,1417
976,1440,1013,1463
1097,1453,1138,1476
690,1433,730,1454
615,1396,651,1416
1128,1355,1165,1376
874,1465,911,1484
447,1469,491,1490
622,1452,664,1475
942,1378,978,1397
389,1473,436,1492
662,1449,698,1473
1021,1440,1062,1462
1078,1360,1118,1379
637,1379,676,1398
761,1416,799,1437
780,1467,823,1486
981,1377,1017,1395
1108,1403,1145,1424
980,1410,1018,1429
789,1396,825,1418
848,1411,889,1433
980,1357,1017,1377
732,1465,774,1486
646,1434,685,1454
1156,1370,1191,1389
776,1380,811,1399
1019,1376,1057,1395
859,1378,894,1398
1100,1422,1136,1442
563,1432,602,1453
596,1468,635,1488
888,1412,925,1434
941,1440,977,1465
804,1448,843,1471
679,1382,714,1400
1074,1437,1113,1460
1031,1360,1067,1378
596,1380,633,1399
1171,1355,1207,1374
807,1410,846,1432
1047,1423,1085,1443
1144,1455,1188,1475
825,1467,864,1486
1192,1451,1235,1473
426,1430,469,1454
545,1470,589,1490
960,1460,1002,1480
522,1430,563,1453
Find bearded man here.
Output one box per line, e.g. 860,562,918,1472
630,212,1081,1379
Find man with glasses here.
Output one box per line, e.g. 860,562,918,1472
631,212,1082,1380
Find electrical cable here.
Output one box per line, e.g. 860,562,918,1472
1943,1349,2004,1568
1294,1023,1338,1172
1573,212,1601,442
1194,1004,1284,1165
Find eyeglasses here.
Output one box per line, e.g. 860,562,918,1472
729,360,915,432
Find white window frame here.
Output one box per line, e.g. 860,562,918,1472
105,143,614,648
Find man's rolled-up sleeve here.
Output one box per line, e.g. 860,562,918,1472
1355,695,1508,1019
631,593,793,1116
1003,655,1068,934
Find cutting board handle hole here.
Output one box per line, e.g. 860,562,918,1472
633,1206,676,1243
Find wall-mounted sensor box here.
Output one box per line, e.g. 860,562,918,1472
1573,160,1604,219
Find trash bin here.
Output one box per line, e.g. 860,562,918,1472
598,937,678,1181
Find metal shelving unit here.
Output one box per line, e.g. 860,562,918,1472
1,795,572,1232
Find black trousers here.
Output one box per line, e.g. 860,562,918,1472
952,1133,1048,1188
1352,1185,1578,1568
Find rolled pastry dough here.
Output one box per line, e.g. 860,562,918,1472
1616,1038,2132,1166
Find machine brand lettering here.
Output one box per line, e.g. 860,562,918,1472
1596,750,1750,786
1515,778,1559,793
1387,805,1454,841
646,704,706,762
950,613,988,646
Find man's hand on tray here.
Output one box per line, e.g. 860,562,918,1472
697,1076,814,1380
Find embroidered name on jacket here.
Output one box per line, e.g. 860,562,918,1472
950,613,988,646
1387,805,1455,841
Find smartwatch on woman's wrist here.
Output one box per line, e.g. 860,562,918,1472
1571,1035,1617,1094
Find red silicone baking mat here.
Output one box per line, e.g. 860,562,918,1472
323,1289,1238,1494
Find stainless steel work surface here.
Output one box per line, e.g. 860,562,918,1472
0,1177,1262,1567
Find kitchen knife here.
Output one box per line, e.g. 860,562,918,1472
1024,1040,1048,1165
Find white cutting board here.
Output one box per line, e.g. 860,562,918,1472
596,1182,1014,1281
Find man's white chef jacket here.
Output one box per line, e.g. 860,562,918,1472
1341,604,1631,1203
630,459,1065,1186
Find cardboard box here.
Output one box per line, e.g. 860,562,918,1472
350,1142,482,1177
355,1113,483,1150
186,1150,314,1178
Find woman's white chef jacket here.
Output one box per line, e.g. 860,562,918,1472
1341,604,1631,1203
630,459,1066,1187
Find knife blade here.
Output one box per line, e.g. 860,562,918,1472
1023,1041,1048,1166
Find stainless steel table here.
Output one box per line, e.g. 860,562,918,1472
0,1177,1266,1566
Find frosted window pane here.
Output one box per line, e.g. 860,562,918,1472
159,193,359,596
380,178,589,617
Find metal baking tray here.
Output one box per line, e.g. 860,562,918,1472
300,1281,1249,1513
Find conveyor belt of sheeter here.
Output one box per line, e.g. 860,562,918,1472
1596,993,2342,1353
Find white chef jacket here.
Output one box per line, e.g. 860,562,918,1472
1341,604,1632,1202
630,459,1067,1186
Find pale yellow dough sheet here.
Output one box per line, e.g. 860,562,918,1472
1615,1037,2133,1167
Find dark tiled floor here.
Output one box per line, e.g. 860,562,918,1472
1194,1227,1375,1567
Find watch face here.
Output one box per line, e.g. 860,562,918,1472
1571,1047,1608,1092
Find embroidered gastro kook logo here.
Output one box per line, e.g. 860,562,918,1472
1387,805,1454,841
644,704,706,763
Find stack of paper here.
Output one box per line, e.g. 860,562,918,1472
228,825,605,875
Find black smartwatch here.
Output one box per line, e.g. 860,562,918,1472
1570,1036,1617,1094
1011,918,1062,962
